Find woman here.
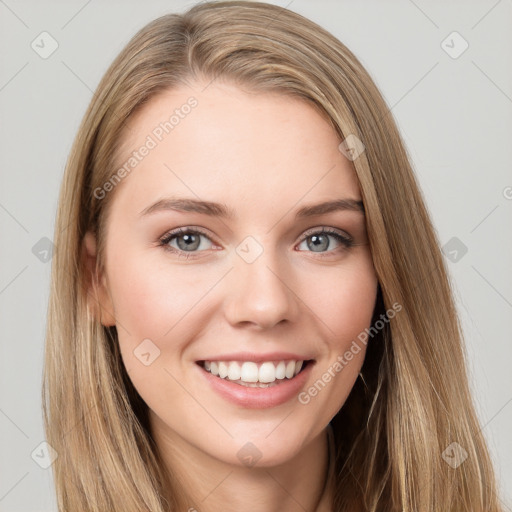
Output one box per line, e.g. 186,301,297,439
42,1,504,510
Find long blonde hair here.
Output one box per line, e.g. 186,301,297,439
43,1,504,510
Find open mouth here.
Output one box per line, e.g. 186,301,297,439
196,359,314,388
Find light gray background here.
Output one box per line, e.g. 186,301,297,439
1,1,511,510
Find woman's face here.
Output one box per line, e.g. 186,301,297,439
86,80,378,467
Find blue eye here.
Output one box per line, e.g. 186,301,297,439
159,227,213,258
158,226,354,259
297,228,354,256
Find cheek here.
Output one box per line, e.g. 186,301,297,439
329,274,376,345
107,250,209,343
295,255,377,415
107,252,207,401
303,252,378,346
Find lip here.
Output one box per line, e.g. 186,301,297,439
196,359,315,409
196,351,314,363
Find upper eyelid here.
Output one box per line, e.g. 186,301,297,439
301,225,351,239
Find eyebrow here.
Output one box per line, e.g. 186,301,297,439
139,196,365,219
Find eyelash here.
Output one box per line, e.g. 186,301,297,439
158,226,354,260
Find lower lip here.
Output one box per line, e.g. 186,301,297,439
197,361,314,409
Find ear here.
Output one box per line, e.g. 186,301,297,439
82,231,116,326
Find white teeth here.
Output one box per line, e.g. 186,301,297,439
227,361,241,381
240,362,259,383
201,359,306,384
259,362,276,383
285,360,296,379
275,361,286,379
218,362,229,379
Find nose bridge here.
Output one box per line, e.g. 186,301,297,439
224,234,298,328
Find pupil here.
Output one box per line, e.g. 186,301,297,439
309,234,328,252
178,233,199,251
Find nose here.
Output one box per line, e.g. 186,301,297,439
223,240,300,330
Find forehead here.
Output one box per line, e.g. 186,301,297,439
109,81,361,220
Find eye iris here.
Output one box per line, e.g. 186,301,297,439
308,234,329,252
177,232,200,251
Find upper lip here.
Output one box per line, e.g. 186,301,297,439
197,351,315,363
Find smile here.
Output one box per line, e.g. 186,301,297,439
198,359,312,387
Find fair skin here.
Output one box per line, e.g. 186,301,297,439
84,79,378,511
